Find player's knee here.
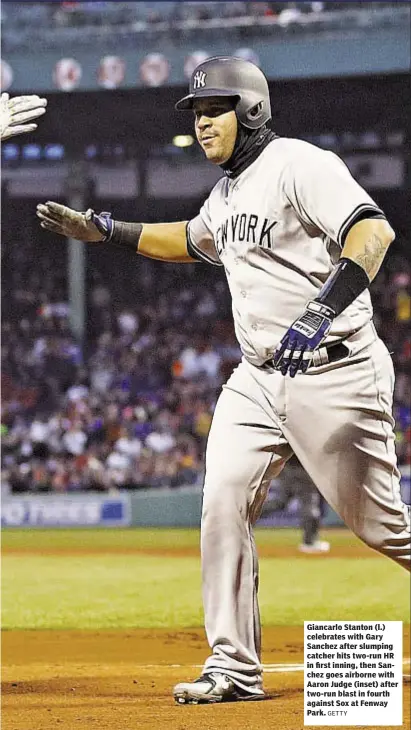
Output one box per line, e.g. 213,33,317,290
202,476,247,523
202,491,246,522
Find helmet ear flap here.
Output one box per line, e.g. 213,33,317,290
247,102,263,122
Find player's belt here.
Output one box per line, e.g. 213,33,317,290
307,342,349,368
259,342,349,372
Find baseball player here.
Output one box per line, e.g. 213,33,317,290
36,57,410,705
1,92,47,141
261,457,331,553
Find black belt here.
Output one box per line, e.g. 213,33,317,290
259,342,349,372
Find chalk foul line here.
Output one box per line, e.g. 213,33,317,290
141,659,410,676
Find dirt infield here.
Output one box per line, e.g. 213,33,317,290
2,542,384,559
2,626,410,730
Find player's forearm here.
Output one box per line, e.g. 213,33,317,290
273,217,395,376
87,214,194,262
37,202,195,263
341,218,395,282
107,219,194,262
306,219,394,324
138,222,194,262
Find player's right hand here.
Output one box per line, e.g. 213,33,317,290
36,202,105,242
1,92,47,141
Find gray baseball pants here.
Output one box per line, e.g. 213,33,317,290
201,327,410,691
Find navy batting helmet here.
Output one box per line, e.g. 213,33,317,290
175,56,271,130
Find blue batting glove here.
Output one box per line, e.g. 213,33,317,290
273,301,335,377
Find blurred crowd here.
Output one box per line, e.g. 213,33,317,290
1,212,410,495
1,1,404,40
1,218,237,493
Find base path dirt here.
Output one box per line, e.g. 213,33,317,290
2,627,410,730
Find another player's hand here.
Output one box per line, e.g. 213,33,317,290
36,202,106,242
1,92,47,141
273,301,335,377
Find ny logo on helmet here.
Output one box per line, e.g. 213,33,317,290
193,70,207,89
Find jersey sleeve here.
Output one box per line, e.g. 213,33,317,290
284,145,385,247
187,197,223,267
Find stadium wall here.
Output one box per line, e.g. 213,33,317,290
3,469,410,529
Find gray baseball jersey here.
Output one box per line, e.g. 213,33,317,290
186,137,410,694
188,137,383,366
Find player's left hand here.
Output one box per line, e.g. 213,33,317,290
1,92,47,141
273,301,335,377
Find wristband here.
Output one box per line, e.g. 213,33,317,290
87,210,143,253
315,257,370,316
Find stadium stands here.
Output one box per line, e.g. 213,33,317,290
1,1,407,50
1,2,409,495
1,209,410,494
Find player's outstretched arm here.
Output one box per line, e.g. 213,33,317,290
1,92,47,141
36,201,195,263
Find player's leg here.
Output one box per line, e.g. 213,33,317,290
174,360,292,703
260,474,293,515
282,337,410,570
298,482,330,553
267,457,329,551
201,363,292,690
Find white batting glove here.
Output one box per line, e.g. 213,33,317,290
1,92,47,141
36,201,106,242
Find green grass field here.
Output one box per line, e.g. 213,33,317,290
1,528,409,630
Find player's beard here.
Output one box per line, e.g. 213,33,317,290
220,123,278,179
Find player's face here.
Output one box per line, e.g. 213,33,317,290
193,97,237,164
